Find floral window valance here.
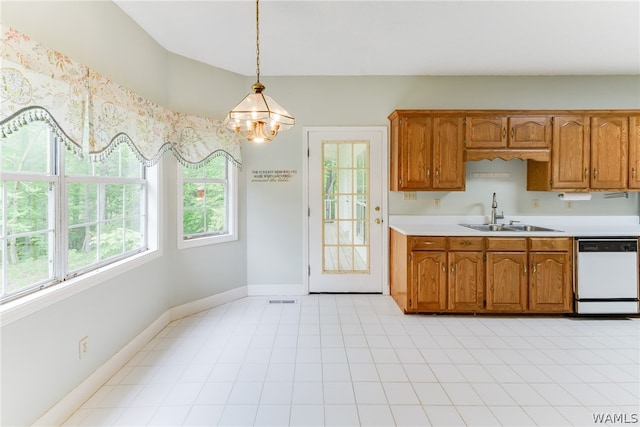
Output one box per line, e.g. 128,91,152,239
0,26,241,168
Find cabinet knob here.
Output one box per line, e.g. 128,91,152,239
426,168,431,178
435,169,439,178
584,168,589,178
524,265,527,274
633,168,637,178
511,127,515,139
442,264,446,273
532,264,537,274
593,168,598,180
451,265,455,274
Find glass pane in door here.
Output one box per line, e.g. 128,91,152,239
322,140,369,273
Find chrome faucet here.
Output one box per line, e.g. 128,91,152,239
490,192,504,225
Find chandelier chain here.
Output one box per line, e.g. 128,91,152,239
255,0,261,82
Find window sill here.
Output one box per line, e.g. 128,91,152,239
0,248,161,327
178,233,238,250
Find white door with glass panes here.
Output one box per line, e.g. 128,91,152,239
307,127,386,293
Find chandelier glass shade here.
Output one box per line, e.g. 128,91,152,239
225,0,294,143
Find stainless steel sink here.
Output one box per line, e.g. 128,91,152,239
461,224,513,232
460,224,562,232
506,224,561,232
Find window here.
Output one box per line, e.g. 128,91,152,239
0,122,149,303
177,156,237,248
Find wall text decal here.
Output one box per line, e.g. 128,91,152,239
251,169,298,183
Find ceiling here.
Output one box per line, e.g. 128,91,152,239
114,0,640,77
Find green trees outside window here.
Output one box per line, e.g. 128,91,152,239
182,156,228,239
0,122,147,303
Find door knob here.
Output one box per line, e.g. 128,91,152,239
374,218,381,224
374,206,381,211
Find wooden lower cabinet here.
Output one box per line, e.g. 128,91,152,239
486,252,528,312
528,238,573,312
448,251,484,311
389,230,574,314
411,251,447,311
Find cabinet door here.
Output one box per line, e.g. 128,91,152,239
400,115,432,189
465,116,507,148
529,252,572,313
590,116,628,189
509,116,551,148
411,251,447,311
552,116,590,190
448,251,484,312
630,117,640,189
433,116,465,190
486,252,527,312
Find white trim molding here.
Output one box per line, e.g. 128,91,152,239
302,126,390,295
169,286,248,321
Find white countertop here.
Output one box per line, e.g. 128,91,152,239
389,215,640,237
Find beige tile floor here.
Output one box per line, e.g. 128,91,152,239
63,294,640,426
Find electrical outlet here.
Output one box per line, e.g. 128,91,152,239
403,191,417,201
434,198,440,209
566,201,572,209
532,199,539,209
79,336,89,359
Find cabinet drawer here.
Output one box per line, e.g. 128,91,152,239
449,237,484,251
410,236,447,251
529,237,572,252
486,238,527,251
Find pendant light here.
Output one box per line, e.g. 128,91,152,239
225,0,294,143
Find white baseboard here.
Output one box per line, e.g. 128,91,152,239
169,286,248,320
32,286,247,427
247,284,307,296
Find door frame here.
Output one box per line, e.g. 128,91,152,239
302,126,389,295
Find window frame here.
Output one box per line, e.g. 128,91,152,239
177,158,238,249
0,125,160,321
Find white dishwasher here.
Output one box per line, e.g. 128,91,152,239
575,238,639,314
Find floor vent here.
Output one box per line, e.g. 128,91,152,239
268,299,296,304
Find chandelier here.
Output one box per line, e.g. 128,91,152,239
225,0,294,143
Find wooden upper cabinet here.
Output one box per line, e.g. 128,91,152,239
551,115,590,190
509,116,552,148
466,116,551,149
630,117,640,189
466,117,507,148
433,116,465,190
590,116,628,189
401,115,432,189
391,110,639,193
389,111,464,191
389,113,432,190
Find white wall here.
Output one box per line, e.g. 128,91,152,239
2,2,640,425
